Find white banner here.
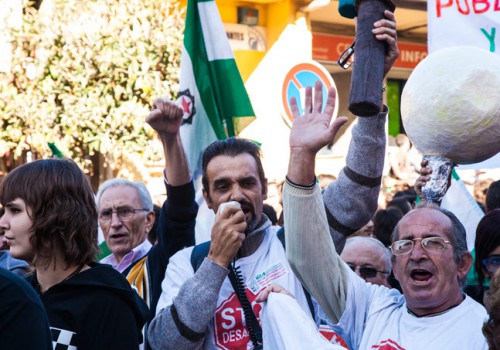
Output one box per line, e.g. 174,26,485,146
427,0,500,54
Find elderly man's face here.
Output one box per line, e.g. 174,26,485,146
341,239,391,287
392,208,471,316
98,185,154,263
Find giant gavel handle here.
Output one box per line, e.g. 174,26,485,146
348,0,395,117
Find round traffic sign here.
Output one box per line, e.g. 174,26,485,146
281,61,338,127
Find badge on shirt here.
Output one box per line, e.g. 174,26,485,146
248,261,288,295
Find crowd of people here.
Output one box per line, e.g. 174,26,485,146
0,9,499,350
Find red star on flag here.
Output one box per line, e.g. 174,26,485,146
180,96,192,114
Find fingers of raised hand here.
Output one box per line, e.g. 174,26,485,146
146,108,162,122
290,96,300,120
329,116,348,137
304,85,313,114
151,98,182,119
323,87,337,117
313,80,323,113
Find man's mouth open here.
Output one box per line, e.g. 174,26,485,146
410,269,433,284
109,233,128,241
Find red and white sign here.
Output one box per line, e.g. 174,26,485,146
371,339,406,350
318,325,350,348
312,33,428,69
428,0,500,54
213,290,263,349
281,61,338,127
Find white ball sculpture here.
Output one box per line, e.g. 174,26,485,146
401,46,500,165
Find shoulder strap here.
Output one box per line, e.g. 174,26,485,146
276,226,316,317
190,241,211,272
276,226,286,247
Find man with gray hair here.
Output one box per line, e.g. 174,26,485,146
97,98,197,325
283,79,488,349
340,236,391,288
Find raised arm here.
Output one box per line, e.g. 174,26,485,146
285,82,350,324
322,10,399,252
145,98,197,319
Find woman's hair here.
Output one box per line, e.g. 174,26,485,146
483,269,500,350
474,209,500,296
0,158,98,268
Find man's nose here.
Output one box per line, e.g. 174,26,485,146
110,212,123,226
410,239,427,260
229,185,244,202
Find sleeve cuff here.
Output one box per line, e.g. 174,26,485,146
284,179,320,197
285,175,316,190
163,169,193,186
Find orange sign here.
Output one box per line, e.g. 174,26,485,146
312,33,428,69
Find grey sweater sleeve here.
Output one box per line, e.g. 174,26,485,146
323,108,388,252
147,258,229,350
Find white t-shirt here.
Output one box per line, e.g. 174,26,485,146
338,269,488,350
156,227,313,350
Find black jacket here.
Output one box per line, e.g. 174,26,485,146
30,263,149,350
0,268,52,350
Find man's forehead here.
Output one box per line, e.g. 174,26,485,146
342,240,386,261
99,185,141,207
398,208,452,237
206,154,260,180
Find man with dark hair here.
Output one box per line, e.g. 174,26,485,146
149,136,316,349
284,89,488,349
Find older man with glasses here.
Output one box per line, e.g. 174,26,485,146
340,236,391,287
283,72,488,349
97,99,197,334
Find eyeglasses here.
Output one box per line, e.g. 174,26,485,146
347,263,389,279
98,207,148,222
482,255,500,274
390,237,454,256
338,41,355,70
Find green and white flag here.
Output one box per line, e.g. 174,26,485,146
441,169,484,251
177,0,255,180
